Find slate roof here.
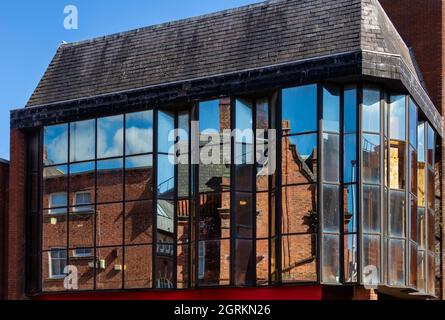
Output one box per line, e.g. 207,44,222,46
17,0,442,135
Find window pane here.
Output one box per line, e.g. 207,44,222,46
69,162,95,206
256,98,269,131
322,234,340,283
125,200,153,245
427,209,435,252
199,193,230,240
158,110,175,154
42,251,67,292
125,155,153,201
344,234,358,283
43,166,67,210
410,147,417,195
322,133,339,183
362,235,381,285
70,120,95,162
42,210,67,250
418,162,426,207
418,208,426,248
177,199,189,244
69,249,94,290
97,159,123,203
362,87,380,133
97,115,123,158
96,203,123,247
177,244,189,289
282,84,317,134
235,164,254,192
234,239,254,286
427,169,435,210
125,110,153,155
388,239,405,287
427,126,435,167
344,85,357,134
69,205,94,249
235,193,253,238
389,190,406,237
157,199,174,236
44,124,68,165
427,253,435,295
344,133,357,184
96,247,123,290
256,239,269,286
281,234,317,282
418,123,425,163
155,241,174,289
282,184,317,234
417,250,426,292
200,98,231,133
362,134,380,184
323,185,339,233
362,185,380,233
389,94,406,141
409,242,417,289
344,185,358,233
322,85,340,133
256,192,269,239
157,154,174,199
281,134,317,185
198,240,230,286
409,98,417,147
199,162,230,193
410,197,418,242
389,140,406,190
124,245,152,289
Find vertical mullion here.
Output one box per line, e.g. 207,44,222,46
252,98,257,286
122,114,126,290
173,111,179,289
339,85,345,284
317,83,323,284
276,89,283,284
152,108,158,288
357,82,363,284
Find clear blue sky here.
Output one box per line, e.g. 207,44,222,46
0,0,262,160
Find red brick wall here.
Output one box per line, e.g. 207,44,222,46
0,160,9,300
6,129,27,300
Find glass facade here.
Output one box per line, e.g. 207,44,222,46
38,83,439,294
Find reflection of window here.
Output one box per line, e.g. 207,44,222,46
49,249,66,279
73,191,92,212
49,193,67,214
72,248,93,258
198,242,206,279
156,278,173,289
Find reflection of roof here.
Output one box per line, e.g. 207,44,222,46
0,159,9,165
288,141,317,183
43,167,66,177
157,200,174,234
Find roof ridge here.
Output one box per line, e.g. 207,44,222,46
61,0,286,48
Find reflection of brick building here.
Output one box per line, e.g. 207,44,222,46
0,159,8,300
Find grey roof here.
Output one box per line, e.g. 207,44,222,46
0,159,9,165
20,0,442,135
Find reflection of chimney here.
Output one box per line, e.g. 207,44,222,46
43,145,47,161
219,98,231,131
282,120,290,135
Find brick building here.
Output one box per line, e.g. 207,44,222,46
2,0,445,300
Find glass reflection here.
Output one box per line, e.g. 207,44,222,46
409,98,417,147
235,193,253,238
70,120,95,162
43,165,68,210
69,162,95,207
363,185,380,233
69,249,94,290
125,155,153,201
96,203,123,247
97,115,123,159
157,154,175,199
362,134,380,184
389,95,406,141
199,193,230,240
282,84,317,134
198,240,230,286
282,134,317,185
427,126,435,167
69,206,94,249
344,86,357,134
96,247,123,290
125,110,153,155
344,234,358,283
281,234,317,282
256,239,269,286
322,234,340,283
281,184,317,234
200,99,231,133
362,235,381,284
344,133,357,184
42,209,66,250
124,245,152,289
322,133,339,183
125,200,153,245
344,185,357,233
362,88,380,133
322,85,340,133
44,124,68,165
96,158,123,204
322,185,339,233
388,239,405,287
158,110,175,154
234,239,254,286
389,190,406,237
389,140,406,190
